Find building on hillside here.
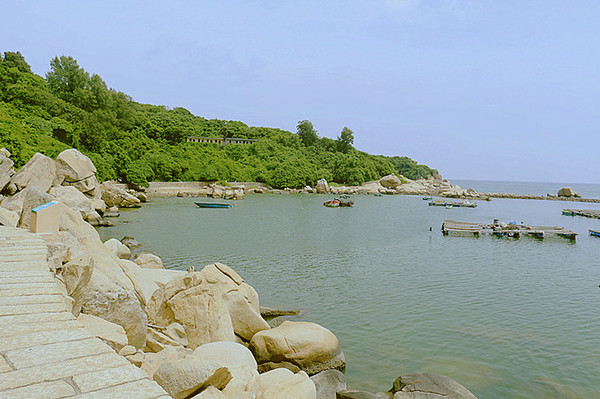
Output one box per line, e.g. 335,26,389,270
186,136,258,145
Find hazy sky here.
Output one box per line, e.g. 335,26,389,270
2,1,599,183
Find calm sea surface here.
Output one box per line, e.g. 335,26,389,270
99,180,600,398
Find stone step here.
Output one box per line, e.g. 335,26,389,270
0,302,66,316
0,311,76,326
0,379,77,399
72,364,151,394
0,326,90,352
75,379,167,399
0,318,81,337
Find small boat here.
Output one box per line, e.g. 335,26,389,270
339,199,354,207
422,196,432,200
590,230,600,237
373,193,383,197
445,205,453,209
340,194,351,199
562,210,575,216
195,202,231,208
323,199,340,208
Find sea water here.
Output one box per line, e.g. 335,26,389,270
99,181,600,398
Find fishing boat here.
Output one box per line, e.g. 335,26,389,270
195,202,231,208
590,230,600,237
323,199,340,208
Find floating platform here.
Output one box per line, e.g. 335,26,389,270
441,219,577,241
429,200,477,208
562,209,600,219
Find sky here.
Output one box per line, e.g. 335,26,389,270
2,1,599,183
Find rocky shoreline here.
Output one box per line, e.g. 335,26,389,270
144,175,599,204
0,149,481,398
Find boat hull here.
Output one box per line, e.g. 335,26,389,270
195,202,231,208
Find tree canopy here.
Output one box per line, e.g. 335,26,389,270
0,53,437,188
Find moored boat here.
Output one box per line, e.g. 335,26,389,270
323,199,340,208
422,196,432,200
590,229,600,237
195,202,231,208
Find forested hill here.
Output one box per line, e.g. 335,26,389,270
0,52,437,188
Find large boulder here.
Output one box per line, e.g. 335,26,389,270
391,373,477,399
18,188,55,228
54,149,98,195
101,181,142,208
192,342,258,390
0,150,14,192
315,179,330,194
72,240,148,348
9,152,56,194
104,238,132,259
0,207,19,227
311,370,346,399
77,313,128,352
246,368,316,399
147,271,236,348
557,187,580,198
141,345,192,378
134,252,165,269
379,174,403,189
200,263,270,341
49,185,93,213
154,357,233,399
118,259,185,307
249,321,345,375
58,202,101,242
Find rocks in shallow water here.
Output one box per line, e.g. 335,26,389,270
134,252,165,269
121,235,142,249
311,369,346,399
246,368,316,399
558,187,580,198
103,205,120,217
391,373,477,399
249,320,345,375
101,181,141,208
104,238,131,259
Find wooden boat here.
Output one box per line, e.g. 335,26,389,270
195,202,231,208
323,199,340,208
590,230,600,237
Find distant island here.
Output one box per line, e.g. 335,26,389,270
0,52,437,189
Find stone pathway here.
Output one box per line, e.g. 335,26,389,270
0,227,171,399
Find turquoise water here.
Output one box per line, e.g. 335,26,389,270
99,183,600,398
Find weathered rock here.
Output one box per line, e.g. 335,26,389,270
379,174,403,189
103,205,120,217
0,151,15,192
91,198,106,215
54,149,97,193
73,240,148,348
316,179,330,194
163,322,189,346
104,238,132,259
119,260,185,308
58,202,101,242
258,361,301,374
192,386,226,399
119,345,138,356
121,235,142,249
145,327,185,352
0,188,26,214
61,256,93,313
135,192,149,202
336,390,389,399
18,187,55,228
192,341,258,390
391,373,477,399
134,252,165,269
83,209,104,226
557,187,580,198
249,321,345,375
246,368,316,399
77,313,128,352
154,357,232,399
101,181,142,208
141,345,192,378
0,207,19,227
49,185,92,213
311,370,346,399
200,263,270,341
9,152,56,194
126,350,145,367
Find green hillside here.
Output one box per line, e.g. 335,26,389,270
0,52,437,188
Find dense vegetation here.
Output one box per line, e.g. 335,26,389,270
0,52,437,188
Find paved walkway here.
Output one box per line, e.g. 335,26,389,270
0,227,171,399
